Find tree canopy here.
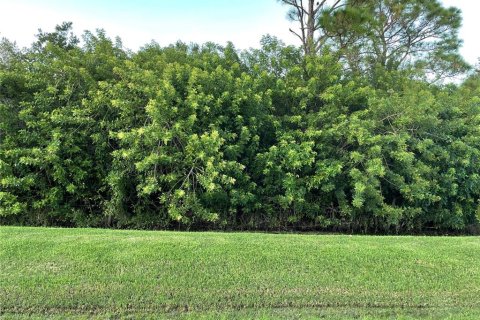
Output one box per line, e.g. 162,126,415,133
281,0,470,82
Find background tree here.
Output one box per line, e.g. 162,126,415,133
281,0,469,82
325,0,469,81
278,0,346,55
34,21,79,50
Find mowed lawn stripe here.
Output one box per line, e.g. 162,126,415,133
1,227,480,319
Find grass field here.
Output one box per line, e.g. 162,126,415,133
1,227,480,319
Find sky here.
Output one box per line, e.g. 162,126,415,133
0,0,478,65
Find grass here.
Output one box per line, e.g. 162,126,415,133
1,227,480,319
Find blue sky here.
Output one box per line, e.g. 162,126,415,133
0,0,478,65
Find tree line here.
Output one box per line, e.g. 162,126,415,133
1,0,480,233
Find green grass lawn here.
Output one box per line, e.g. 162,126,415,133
1,227,480,319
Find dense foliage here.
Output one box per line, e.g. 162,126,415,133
1,23,479,233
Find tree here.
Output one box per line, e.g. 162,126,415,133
326,0,469,80
278,0,346,55
34,21,79,50
281,0,469,81
0,26,125,226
